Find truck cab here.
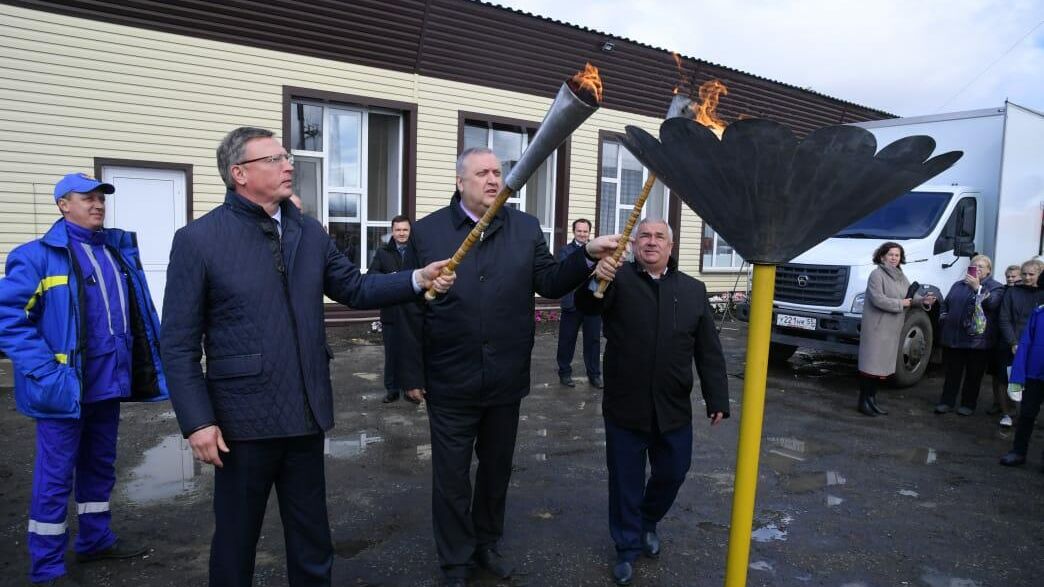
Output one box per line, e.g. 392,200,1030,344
738,185,983,385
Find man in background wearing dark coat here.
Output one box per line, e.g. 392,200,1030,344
161,127,454,587
399,147,620,586
578,217,729,586
556,218,603,389
368,214,418,404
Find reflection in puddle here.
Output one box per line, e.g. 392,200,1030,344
751,524,787,542
898,489,919,497
324,432,382,459
894,447,938,465
416,444,432,460
124,433,196,505
781,471,846,493
921,567,982,587
352,372,379,382
826,495,843,507
750,560,774,572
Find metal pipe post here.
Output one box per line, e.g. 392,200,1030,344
724,263,776,587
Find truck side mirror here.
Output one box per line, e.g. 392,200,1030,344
953,239,975,257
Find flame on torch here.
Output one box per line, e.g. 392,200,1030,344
695,79,729,138
568,62,604,104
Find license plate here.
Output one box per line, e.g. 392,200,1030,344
776,314,817,330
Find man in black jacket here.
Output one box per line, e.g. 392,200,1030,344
577,218,729,586
556,218,603,388
399,147,620,586
161,127,454,587
368,215,417,403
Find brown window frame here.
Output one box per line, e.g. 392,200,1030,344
456,111,571,251
282,86,418,221
594,130,681,259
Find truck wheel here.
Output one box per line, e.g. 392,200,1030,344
769,342,798,364
892,310,933,387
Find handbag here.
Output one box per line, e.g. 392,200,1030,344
964,287,988,336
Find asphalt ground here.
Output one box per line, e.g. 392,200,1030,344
0,321,1042,586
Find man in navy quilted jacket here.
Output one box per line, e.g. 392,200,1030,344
160,127,454,586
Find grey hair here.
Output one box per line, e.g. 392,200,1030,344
217,127,274,189
456,147,497,176
636,216,673,242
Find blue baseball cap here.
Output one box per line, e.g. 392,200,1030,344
53,172,115,201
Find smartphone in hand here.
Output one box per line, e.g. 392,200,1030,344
966,266,978,278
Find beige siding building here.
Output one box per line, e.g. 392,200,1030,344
0,1,889,314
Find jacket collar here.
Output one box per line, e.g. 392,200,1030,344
42,218,129,251
635,255,679,279
449,190,506,232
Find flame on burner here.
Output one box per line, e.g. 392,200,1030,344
694,79,728,138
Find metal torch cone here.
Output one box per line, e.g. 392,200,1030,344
425,81,599,300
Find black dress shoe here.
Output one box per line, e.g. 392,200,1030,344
642,530,661,558
867,396,888,415
612,560,634,585
382,390,400,403
999,451,1027,466
934,403,952,414
559,375,576,388
474,548,513,579
589,376,604,389
857,399,877,417
76,539,148,563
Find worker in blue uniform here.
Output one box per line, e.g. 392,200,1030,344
0,172,169,585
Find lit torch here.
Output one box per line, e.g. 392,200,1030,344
593,74,729,298
424,63,604,300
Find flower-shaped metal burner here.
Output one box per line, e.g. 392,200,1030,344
620,117,963,264
620,116,962,587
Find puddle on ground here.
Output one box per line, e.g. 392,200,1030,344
826,495,843,507
750,560,774,572
898,489,919,497
751,524,787,542
781,471,846,493
893,447,938,465
416,444,432,460
324,432,382,459
123,433,197,505
921,567,982,587
334,538,375,559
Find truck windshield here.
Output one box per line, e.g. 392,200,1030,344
835,191,951,239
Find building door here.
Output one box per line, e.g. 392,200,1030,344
100,166,187,317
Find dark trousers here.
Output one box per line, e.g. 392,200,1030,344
556,309,602,379
210,434,332,587
604,418,692,562
939,347,990,409
1013,378,1044,456
382,323,400,392
426,401,521,579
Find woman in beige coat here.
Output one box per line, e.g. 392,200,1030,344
857,242,935,416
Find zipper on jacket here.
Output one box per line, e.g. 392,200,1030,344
65,244,88,401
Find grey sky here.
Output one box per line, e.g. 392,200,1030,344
497,0,1044,117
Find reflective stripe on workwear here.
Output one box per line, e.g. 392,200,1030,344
28,520,67,536
24,275,69,314
76,501,110,515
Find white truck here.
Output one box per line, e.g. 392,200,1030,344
737,101,1044,386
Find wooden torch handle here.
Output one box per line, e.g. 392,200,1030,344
425,186,516,301
593,174,658,298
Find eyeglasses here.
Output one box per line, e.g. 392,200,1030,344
236,153,294,166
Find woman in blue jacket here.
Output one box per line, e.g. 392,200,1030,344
999,304,1044,467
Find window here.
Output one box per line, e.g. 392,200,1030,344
701,224,744,270
597,138,671,238
461,120,557,249
289,100,404,271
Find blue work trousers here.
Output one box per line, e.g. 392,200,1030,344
29,399,120,582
